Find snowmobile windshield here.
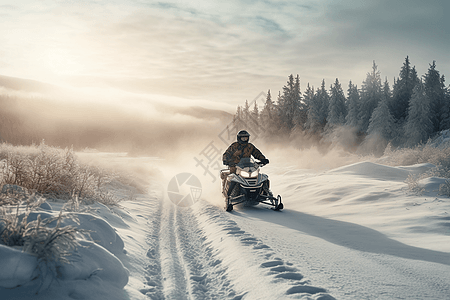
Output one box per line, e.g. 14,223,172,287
236,158,259,173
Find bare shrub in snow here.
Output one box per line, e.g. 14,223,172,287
405,174,425,195
439,180,450,197
0,204,29,247
95,190,120,207
0,186,30,206
0,142,121,206
381,142,450,179
22,212,84,264
0,199,87,264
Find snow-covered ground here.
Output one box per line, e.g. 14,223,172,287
2,153,450,299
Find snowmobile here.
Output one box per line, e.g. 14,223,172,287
220,157,283,212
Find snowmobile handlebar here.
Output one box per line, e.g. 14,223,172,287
257,158,269,166
224,158,268,168
256,160,267,167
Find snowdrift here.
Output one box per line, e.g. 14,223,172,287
0,202,130,300
272,160,450,253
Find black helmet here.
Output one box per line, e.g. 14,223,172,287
237,130,250,144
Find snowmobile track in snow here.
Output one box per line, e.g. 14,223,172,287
141,194,335,300
144,197,238,300
192,201,336,300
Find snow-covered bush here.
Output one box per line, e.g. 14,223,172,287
381,141,450,179
22,212,83,264
405,174,425,195
0,142,120,206
0,185,30,206
0,194,129,297
0,200,87,265
439,180,450,197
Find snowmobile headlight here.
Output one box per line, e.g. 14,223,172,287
250,171,259,177
240,170,258,178
240,170,251,178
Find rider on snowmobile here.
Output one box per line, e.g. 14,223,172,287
222,130,269,173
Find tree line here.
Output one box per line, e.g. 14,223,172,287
233,57,450,154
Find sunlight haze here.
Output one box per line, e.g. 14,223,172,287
1,0,449,108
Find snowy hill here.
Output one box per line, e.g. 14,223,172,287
1,153,450,299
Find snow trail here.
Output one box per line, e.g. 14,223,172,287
159,200,189,299
192,201,335,300
151,196,237,299
141,193,334,300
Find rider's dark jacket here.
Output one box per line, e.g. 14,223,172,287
222,142,266,167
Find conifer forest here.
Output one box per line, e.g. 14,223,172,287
233,57,450,155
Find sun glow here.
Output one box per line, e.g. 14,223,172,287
47,47,84,76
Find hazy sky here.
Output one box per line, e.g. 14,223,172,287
1,0,449,110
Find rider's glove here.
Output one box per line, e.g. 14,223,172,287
260,158,269,165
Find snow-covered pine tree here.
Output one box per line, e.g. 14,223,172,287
404,82,433,146
442,84,450,131
232,105,246,131
277,75,293,131
424,61,447,132
293,75,308,130
277,74,302,133
303,83,314,111
250,101,260,134
359,61,382,133
260,89,278,137
243,100,250,124
381,76,403,143
305,88,320,134
382,77,392,104
363,90,395,155
317,79,330,126
305,80,328,135
345,81,360,130
391,56,419,123
367,93,395,141
327,78,347,129
303,83,315,130
260,90,272,125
